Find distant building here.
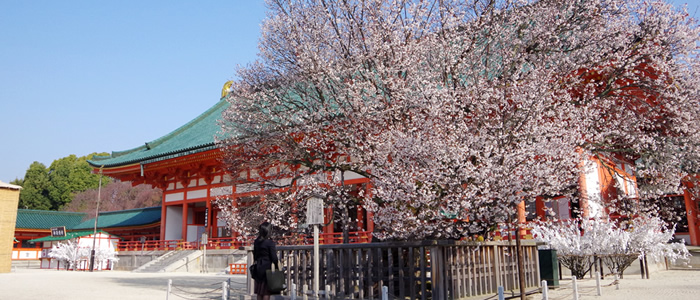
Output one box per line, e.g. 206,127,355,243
13,207,160,268
30,230,120,270
13,209,84,261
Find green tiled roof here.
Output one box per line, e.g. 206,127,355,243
88,98,230,168
72,206,161,230
15,209,87,230
28,230,112,242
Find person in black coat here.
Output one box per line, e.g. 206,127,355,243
253,222,279,300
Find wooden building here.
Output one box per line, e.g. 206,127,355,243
87,97,373,246
70,207,161,242
87,91,697,246
30,230,120,270
13,210,85,262
13,207,161,263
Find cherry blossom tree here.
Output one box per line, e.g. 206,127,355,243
626,216,689,263
48,240,119,271
218,0,700,241
48,240,90,271
94,247,119,270
532,216,689,278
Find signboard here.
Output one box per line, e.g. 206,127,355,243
306,197,324,225
50,226,66,237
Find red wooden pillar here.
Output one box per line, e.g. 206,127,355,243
517,201,528,237
182,202,189,241
323,207,333,234
357,205,365,231
535,196,546,220
206,199,212,237
367,210,374,228
212,209,219,238
684,188,699,246
516,201,526,223
364,182,375,236
160,204,167,241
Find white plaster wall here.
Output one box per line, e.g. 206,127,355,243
341,171,366,181
557,197,571,220
187,225,205,242
271,178,293,187
77,232,114,251
165,192,184,203
165,206,183,240
211,186,232,197
217,216,227,227
187,189,207,199
236,183,259,194
584,161,604,218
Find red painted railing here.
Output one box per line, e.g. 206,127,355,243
279,231,373,245
116,231,373,252
205,237,252,249
116,239,200,252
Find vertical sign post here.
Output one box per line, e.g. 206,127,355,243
306,197,324,297
201,233,208,273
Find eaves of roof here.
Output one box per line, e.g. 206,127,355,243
88,98,230,168
15,209,87,230
72,206,161,230
28,230,114,242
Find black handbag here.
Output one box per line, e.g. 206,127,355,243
248,263,258,280
265,263,286,293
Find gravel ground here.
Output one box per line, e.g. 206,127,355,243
0,268,247,300
2,267,700,300
541,268,700,300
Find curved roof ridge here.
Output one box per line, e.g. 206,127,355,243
114,98,227,158
17,209,86,216
88,97,230,168
98,206,161,214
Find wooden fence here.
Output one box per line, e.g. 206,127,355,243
245,240,540,300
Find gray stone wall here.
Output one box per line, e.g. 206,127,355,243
114,249,247,273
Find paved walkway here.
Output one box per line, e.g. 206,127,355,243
2,267,700,299
0,268,247,300
540,268,700,300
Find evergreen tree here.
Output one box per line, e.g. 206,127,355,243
46,154,109,210
17,162,51,210
17,153,110,210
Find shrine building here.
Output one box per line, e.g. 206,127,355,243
87,96,373,247
87,88,700,247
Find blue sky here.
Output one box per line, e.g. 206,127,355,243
0,1,267,182
0,0,698,183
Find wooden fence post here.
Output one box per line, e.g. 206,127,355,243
271,240,540,300
430,244,445,300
